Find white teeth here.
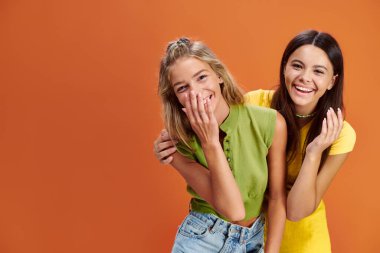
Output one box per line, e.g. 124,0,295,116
295,86,313,92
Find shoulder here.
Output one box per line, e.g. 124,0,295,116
275,112,286,130
244,89,275,108
329,120,357,155
341,121,356,137
239,103,277,122
238,104,278,148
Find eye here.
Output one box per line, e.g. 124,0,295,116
176,84,188,93
292,63,302,70
198,74,208,81
314,69,325,75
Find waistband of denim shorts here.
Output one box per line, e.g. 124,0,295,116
189,211,264,243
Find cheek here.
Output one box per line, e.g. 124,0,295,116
284,73,293,89
316,78,331,92
284,68,297,80
176,95,186,107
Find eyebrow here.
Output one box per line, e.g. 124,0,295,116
172,69,208,87
290,59,328,71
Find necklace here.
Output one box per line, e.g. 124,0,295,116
295,111,316,118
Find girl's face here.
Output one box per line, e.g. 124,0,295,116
170,56,227,115
284,45,336,115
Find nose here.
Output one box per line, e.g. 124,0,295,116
188,82,202,94
300,70,312,83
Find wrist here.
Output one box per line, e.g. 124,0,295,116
201,141,221,150
305,150,322,161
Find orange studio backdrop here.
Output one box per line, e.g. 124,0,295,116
0,0,378,252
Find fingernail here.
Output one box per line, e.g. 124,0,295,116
182,108,186,112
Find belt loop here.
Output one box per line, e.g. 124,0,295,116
209,218,222,234
239,228,246,245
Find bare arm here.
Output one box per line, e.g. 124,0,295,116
265,112,287,253
154,129,245,220
287,108,349,221
168,92,245,221
153,132,216,208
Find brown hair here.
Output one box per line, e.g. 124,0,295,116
271,30,345,167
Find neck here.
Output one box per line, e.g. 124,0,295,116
215,100,230,125
295,111,316,118
294,103,317,117
296,117,313,128
294,106,317,128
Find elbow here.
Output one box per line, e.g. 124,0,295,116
213,198,246,221
286,211,304,222
227,209,246,222
220,207,245,221
286,207,314,222
286,196,317,221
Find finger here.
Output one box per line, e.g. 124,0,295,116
161,156,173,164
330,108,339,140
155,130,172,150
320,117,327,139
184,93,196,124
190,92,202,125
158,147,177,160
205,97,214,121
326,108,334,140
157,140,177,153
197,93,209,123
153,133,163,152
160,129,171,141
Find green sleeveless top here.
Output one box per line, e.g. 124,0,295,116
176,104,277,221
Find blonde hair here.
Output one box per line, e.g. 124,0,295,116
158,38,244,148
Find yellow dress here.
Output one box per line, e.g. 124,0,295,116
245,89,356,253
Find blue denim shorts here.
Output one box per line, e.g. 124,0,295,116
172,211,265,253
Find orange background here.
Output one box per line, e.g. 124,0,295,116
0,0,378,252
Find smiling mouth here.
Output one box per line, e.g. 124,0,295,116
294,85,315,93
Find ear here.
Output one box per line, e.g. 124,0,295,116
328,75,338,90
218,76,223,84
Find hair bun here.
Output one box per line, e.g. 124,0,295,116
165,37,191,53
177,37,190,45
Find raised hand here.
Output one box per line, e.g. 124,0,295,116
153,129,177,164
306,108,343,156
182,91,219,147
